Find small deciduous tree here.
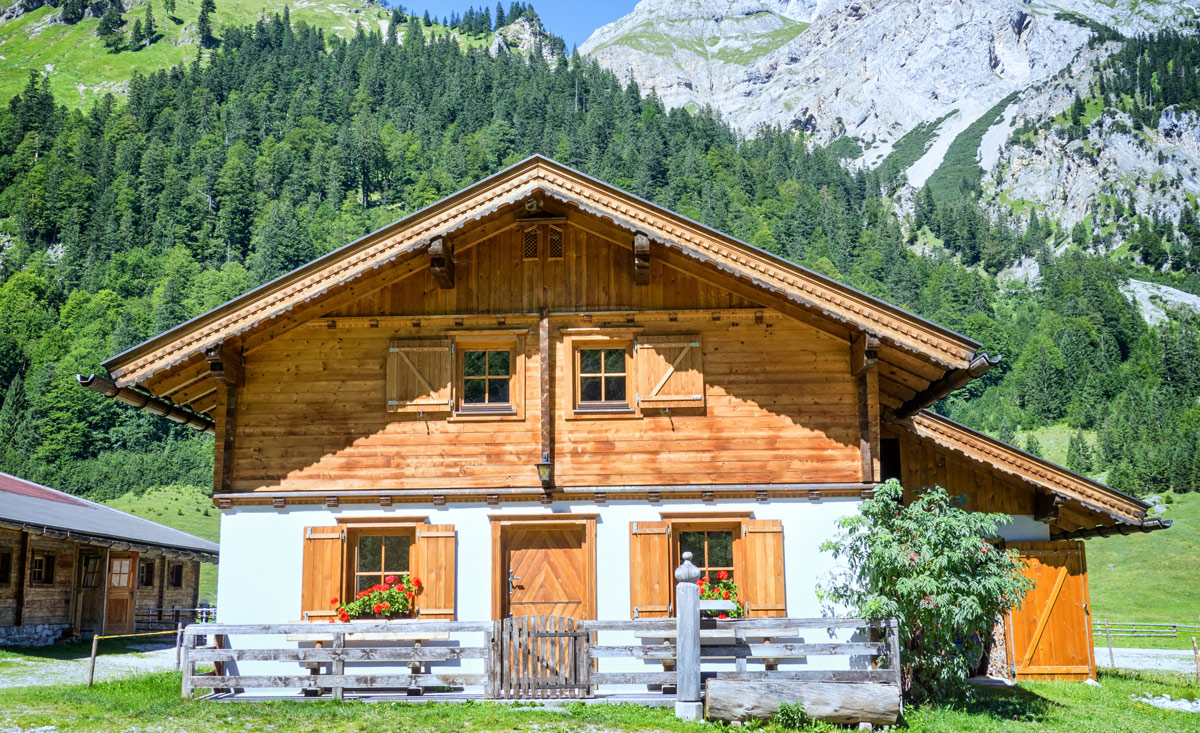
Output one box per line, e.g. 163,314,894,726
819,480,1033,703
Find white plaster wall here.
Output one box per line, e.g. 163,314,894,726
215,497,865,686
1001,515,1051,543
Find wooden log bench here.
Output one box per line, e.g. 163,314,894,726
285,627,450,696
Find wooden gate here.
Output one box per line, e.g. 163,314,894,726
490,615,590,698
1006,541,1095,681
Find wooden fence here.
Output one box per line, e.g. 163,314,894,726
1091,621,1200,639
179,616,899,702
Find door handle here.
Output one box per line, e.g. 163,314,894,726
507,570,521,593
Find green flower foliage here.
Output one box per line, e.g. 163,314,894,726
819,480,1034,703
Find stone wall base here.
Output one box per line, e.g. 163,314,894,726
0,623,72,647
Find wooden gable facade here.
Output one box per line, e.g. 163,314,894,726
84,156,1165,679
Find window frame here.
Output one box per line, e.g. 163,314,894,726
30,553,55,585
449,332,526,421
564,331,640,417
339,521,422,601
659,513,755,614
138,560,156,588
168,563,184,588
0,550,11,586
80,555,101,588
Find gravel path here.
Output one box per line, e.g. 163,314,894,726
0,642,179,688
1097,647,1199,674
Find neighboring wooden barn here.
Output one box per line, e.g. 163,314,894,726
0,473,218,646
82,156,1165,683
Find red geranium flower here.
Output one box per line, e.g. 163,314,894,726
717,613,728,620
330,597,339,605
723,589,730,599
413,578,422,589
716,570,728,581
385,575,398,584
406,590,414,600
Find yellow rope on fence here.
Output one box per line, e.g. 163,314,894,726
93,629,180,641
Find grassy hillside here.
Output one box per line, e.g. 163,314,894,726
0,0,504,107
103,486,219,604
1088,491,1200,649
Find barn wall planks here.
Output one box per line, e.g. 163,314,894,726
897,432,1036,515
228,224,864,493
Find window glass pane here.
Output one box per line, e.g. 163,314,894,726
488,350,510,375
464,350,486,377
384,535,411,573
708,531,734,567
488,378,510,404
580,349,602,374
605,376,626,402
463,378,486,404
604,349,625,373
357,535,382,573
679,532,705,563
580,376,602,402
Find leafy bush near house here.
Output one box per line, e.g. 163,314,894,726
819,479,1034,703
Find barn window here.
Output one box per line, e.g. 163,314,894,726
352,531,413,595
0,551,10,586
80,556,101,588
522,226,539,260
168,564,184,588
547,225,564,259
575,345,631,410
461,349,511,407
139,561,156,587
31,554,55,584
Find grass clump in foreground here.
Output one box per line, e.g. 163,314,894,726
1,669,1199,732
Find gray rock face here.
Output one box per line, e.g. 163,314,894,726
489,17,560,63
581,0,1195,155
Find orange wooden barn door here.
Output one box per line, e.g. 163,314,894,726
1006,541,1095,681
505,526,588,619
104,552,138,635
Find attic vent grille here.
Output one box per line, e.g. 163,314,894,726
548,226,563,259
522,227,539,260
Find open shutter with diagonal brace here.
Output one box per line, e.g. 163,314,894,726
635,335,705,410
629,521,672,618
300,526,344,620
386,339,453,413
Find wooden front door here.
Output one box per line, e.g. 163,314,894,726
104,552,137,635
503,525,588,619
1006,541,1095,681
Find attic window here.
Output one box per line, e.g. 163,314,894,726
548,226,564,259
522,226,539,260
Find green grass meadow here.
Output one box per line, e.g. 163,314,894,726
0,669,1197,732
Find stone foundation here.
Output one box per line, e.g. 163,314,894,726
986,616,1010,679
0,623,71,647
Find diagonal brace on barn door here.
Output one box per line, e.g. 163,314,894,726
1021,564,1069,668
641,341,701,402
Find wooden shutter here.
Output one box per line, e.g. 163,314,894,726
635,335,705,409
742,520,786,617
1006,541,1095,680
386,339,453,413
629,521,672,618
415,524,457,619
300,526,344,620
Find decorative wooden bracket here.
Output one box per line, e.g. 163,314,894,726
1034,493,1066,523
378,496,393,508
272,497,286,509
851,334,880,376
325,496,339,508
204,343,244,387
633,232,651,285
429,237,454,289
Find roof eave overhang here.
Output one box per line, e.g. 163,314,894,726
103,156,986,388
0,517,219,563
891,409,1162,532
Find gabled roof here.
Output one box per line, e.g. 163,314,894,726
892,411,1167,538
0,473,219,561
102,155,990,391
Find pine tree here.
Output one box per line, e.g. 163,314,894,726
130,19,144,50
1066,430,1093,473
1024,433,1043,458
198,0,216,48
997,415,1015,445
98,2,126,51
250,201,315,284
61,0,87,24
142,3,157,46
422,9,431,26
495,2,505,26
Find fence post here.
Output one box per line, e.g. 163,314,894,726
87,634,100,687
175,623,184,672
674,551,702,721
332,630,345,701
1104,620,1114,669
1192,636,1199,686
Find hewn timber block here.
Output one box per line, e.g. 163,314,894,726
860,487,875,500
594,492,606,505
633,232,651,285
216,498,232,510
433,495,446,507
378,496,393,508
325,496,339,509
647,491,661,503
701,490,715,503
808,490,822,502
704,679,900,726
486,494,499,507
429,237,454,289
755,490,768,503
272,497,286,509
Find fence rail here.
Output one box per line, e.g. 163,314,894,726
1091,621,1200,639
179,616,899,702
136,606,217,632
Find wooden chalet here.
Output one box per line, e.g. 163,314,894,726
0,472,217,646
82,156,1166,681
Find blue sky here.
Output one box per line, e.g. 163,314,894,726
393,1,638,49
